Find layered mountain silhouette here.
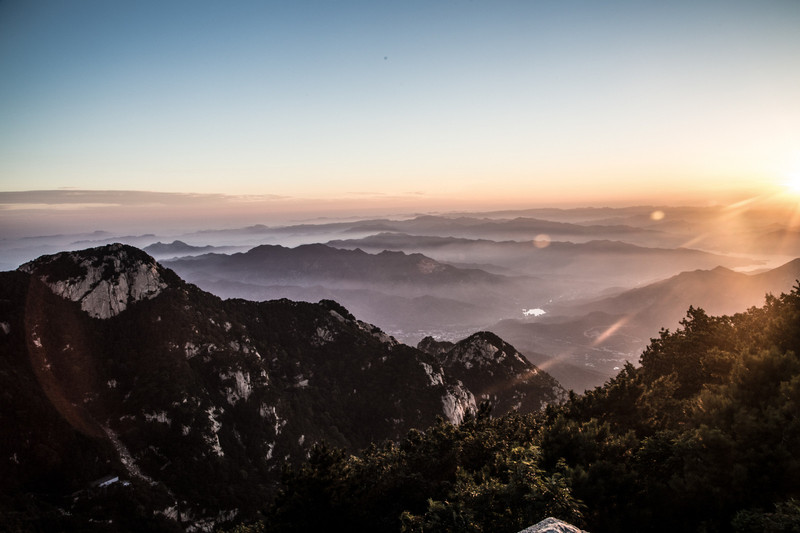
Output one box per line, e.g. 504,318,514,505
143,240,238,259
203,214,660,243
160,238,764,365
326,232,758,282
166,243,505,286
1,244,564,530
163,244,554,342
492,258,800,392
560,258,800,327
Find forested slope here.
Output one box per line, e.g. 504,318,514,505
241,286,800,532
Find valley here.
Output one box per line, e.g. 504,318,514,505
3,204,798,393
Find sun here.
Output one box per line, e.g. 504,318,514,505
783,174,800,195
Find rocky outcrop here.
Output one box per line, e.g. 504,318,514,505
518,517,588,533
19,243,170,319
420,331,567,413
440,381,477,424
417,335,454,356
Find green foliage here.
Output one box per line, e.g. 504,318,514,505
400,446,580,533
732,499,800,533
249,285,800,533
541,287,800,532
263,410,583,532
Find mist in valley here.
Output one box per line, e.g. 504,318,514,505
5,202,799,392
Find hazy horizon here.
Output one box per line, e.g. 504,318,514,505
2,1,800,228
2,187,800,240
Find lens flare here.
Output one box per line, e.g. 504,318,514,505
591,315,631,347
533,234,550,248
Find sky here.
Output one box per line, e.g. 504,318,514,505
1,0,800,232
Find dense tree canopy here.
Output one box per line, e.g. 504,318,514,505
235,286,800,532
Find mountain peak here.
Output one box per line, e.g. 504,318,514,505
19,243,173,319
445,331,524,368
417,336,455,356
424,331,566,413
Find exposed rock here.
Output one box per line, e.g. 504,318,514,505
440,381,477,424
3,244,568,529
518,517,588,533
417,335,454,356
19,243,170,319
425,331,567,413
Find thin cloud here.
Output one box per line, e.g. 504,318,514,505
0,190,290,208
344,191,429,200
0,203,122,211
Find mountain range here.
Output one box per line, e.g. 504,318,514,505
1,244,564,531
491,258,800,391
163,243,554,342
143,240,238,259
155,238,799,392
161,238,766,350
325,232,758,283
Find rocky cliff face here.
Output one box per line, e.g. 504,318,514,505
2,244,564,531
19,244,170,319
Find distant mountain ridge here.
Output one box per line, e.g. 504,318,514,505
162,243,553,342
2,244,564,531
166,243,506,285
491,257,800,391
189,214,658,241
326,231,759,280
556,257,800,330
161,238,762,350
143,240,237,258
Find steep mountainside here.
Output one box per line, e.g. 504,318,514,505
1,244,564,531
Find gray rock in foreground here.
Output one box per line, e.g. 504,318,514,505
518,517,587,533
